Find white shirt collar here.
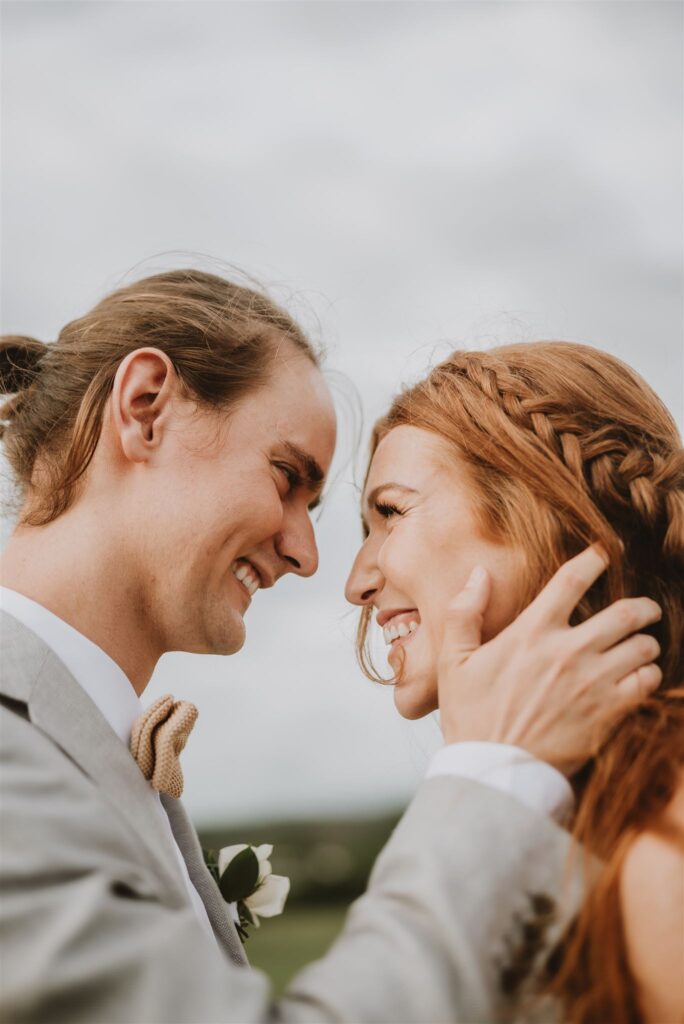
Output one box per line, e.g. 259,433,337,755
0,586,142,745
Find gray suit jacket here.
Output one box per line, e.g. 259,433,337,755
0,610,587,1023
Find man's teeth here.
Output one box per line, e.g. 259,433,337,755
383,620,419,644
231,561,260,597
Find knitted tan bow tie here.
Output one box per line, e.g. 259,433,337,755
130,694,198,799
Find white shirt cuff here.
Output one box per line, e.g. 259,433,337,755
426,742,575,826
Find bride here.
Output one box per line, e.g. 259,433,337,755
346,341,684,1024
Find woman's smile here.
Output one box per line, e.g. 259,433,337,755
377,610,421,646
346,425,523,718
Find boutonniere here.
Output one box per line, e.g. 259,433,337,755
204,843,290,942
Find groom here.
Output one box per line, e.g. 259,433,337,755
0,330,620,1022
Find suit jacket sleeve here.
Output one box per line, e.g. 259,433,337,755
0,702,583,1024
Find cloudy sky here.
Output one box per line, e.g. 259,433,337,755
2,1,682,825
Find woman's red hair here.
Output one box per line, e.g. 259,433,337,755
359,341,684,1022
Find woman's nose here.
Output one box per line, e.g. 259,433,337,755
345,544,383,606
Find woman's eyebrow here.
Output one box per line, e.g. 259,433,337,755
364,483,419,509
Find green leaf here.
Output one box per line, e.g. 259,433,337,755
219,846,260,902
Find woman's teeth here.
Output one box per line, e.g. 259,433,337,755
383,620,419,645
231,561,260,597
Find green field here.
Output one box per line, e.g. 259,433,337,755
199,814,399,999
246,904,348,998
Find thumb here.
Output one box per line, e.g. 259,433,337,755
442,566,491,656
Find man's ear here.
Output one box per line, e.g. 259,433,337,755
110,348,179,463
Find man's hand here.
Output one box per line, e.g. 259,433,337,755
438,546,662,772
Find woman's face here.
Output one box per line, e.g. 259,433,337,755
345,425,524,719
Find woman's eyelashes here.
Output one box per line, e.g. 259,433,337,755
375,500,404,520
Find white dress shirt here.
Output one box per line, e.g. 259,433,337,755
0,587,216,942
427,741,574,824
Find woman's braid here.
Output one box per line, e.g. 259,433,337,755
440,351,684,565
375,338,684,1024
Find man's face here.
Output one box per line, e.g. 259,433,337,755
128,347,336,657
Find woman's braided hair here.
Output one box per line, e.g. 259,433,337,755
447,349,684,554
359,340,684,1023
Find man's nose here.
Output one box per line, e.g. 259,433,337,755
345,544,383,606
276,510,319,577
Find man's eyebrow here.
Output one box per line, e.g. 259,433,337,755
281,441,325,488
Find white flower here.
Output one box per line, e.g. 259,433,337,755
217,842,290,928
245,871,290,922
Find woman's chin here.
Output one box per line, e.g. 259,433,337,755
392,677,438,720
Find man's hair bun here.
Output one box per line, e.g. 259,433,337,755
0,336,49,394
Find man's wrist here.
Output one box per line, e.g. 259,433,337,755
426,741,575,825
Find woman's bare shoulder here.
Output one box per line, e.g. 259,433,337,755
620,776,684,1024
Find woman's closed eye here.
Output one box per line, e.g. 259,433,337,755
375,500,404,520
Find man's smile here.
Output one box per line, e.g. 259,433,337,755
231,559,261,598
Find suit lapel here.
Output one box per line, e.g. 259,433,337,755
161,794,248,966
2,611,247,963
1,612,187,903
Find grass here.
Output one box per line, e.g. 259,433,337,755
245,903,348,999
